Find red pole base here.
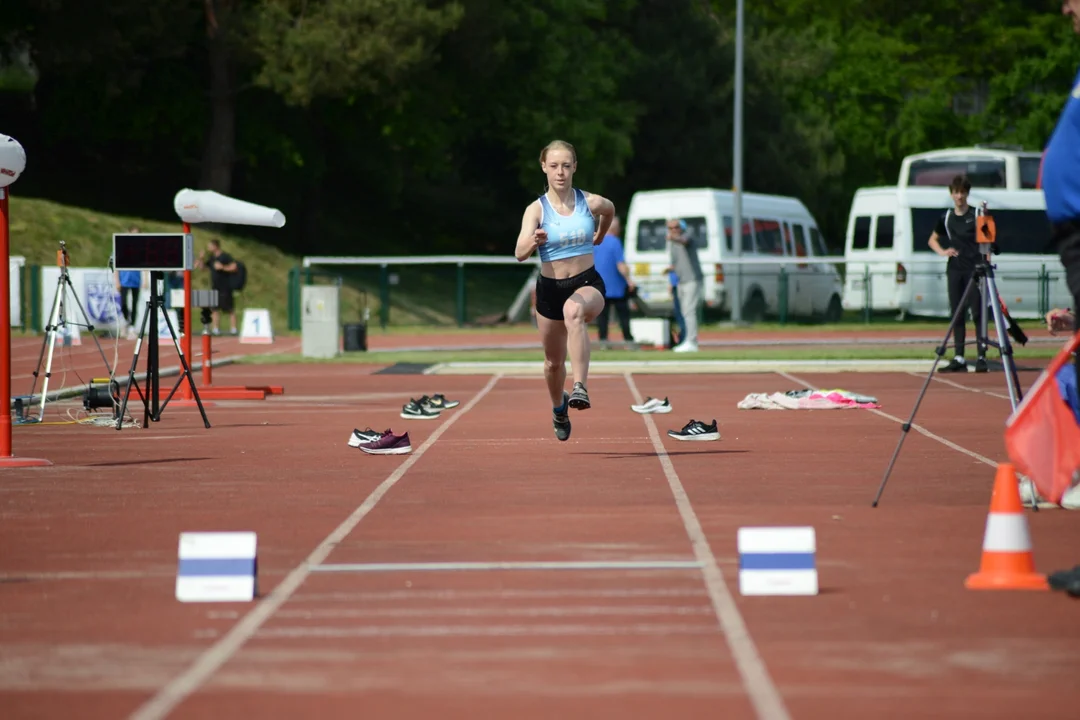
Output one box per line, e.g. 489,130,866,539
0,456,52,468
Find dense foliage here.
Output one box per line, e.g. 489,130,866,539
2,0,1077,254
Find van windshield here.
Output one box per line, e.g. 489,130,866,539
635,216,708,253
910,208,1055,255
908,159,1006,188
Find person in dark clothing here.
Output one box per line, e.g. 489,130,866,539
196,238,239,335
927,175,988,373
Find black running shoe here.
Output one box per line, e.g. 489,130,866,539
424,393,460,410
401,399,441,420
667,419,721,442
568,381,591,410
974,358,989,373
938,358,968,373
553,391,571,441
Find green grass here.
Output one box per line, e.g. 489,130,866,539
7,196,536,333
237,344,1063,365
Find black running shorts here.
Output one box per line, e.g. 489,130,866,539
534,266,607,321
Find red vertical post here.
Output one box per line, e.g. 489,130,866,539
181,222,193,400
0,188,50,467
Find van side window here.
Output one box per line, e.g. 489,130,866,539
634,219,668,252
723,215,754,252
874,215,894,249
791,224,808,257
1019,157,1041,189
852,216,871,250
754,219,784,255
810,227,828,257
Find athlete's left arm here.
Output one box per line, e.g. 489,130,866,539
585,192,616,245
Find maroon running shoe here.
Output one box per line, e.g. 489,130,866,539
359,431,412,455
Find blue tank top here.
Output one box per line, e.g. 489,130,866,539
537,188,595,263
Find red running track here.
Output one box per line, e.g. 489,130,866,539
1,361,1079,719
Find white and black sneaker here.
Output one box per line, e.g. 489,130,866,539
401,399,441,420
420,393,459,411
348,427,387,447
631,397,673,414
667,419,720,442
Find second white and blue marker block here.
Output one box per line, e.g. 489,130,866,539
737,526,818,596
175,531,258,603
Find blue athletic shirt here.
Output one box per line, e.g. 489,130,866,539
1042,65,1080,224
593,233,628,298
537,188,595,263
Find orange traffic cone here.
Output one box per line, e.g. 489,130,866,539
965,463,1049,591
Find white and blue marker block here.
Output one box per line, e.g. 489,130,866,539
737,526,818,596
175,531,258,603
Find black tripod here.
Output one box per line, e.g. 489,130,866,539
872,239,1023,507
116,271,210,430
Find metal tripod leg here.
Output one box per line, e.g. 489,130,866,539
115,300,153,430
872,271,982,507
156,304,211,428
982,271,1023,410
31,279,65,422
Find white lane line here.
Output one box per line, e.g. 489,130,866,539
128,375,502,720
272,605,714,619
624,373,792,720
908,371,1011,401
775,370,996,467
255,623,719,639
290,588,711,603
311,560,702,573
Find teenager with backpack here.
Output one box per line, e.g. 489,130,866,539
196,238,245,336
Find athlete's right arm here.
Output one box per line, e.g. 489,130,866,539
515,202,546,262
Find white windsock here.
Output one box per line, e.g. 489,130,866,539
0,134,27,188
173,189,286,228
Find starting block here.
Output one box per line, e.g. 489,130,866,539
175,531,258,602
737,526,818,596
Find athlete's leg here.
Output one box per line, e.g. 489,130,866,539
537,314,568,407
563,286,605,399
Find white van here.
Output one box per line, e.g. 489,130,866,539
842,186,1069,319
623,188,844,322
899,145,1043,191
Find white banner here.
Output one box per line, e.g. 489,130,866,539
39,266,124,333
8,255,24,327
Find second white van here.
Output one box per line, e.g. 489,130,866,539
623,188,844,322
842,186,1069,319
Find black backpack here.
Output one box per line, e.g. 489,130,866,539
230,260,247,292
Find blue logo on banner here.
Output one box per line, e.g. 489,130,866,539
86,282,121,325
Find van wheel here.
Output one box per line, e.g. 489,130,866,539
824,294,843,323
742,291,766,323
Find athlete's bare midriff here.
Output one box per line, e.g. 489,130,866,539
540,254,595,280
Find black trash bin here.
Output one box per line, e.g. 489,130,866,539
343,322,367,352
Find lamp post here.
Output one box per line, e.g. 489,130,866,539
730,0,745,324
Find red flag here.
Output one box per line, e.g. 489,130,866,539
1004,334,1080,505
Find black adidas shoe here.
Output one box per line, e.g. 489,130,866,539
553,391,571,441
568,381,591,410
667,419,720,442
401,399,441,420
